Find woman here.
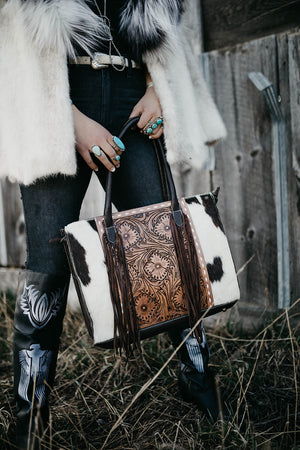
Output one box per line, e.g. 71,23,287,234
0,0,227,448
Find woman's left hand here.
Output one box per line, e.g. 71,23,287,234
129,84,163,139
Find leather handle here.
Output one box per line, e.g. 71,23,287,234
96,117,182,242
152,138,181,213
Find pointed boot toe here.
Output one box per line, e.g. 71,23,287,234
178,367,220,422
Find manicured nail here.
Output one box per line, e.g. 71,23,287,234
94,168,98,172
116,164,120,168
111,167,116,172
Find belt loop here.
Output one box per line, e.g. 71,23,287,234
127,58,133,78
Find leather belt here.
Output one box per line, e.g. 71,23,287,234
69,52,141,70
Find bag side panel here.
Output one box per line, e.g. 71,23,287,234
184,195,240,306
64,220,114,343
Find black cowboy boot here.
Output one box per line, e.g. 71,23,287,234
169,324,220,422
13,270,69,449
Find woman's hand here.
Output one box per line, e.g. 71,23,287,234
72,105,122,172
129,82,163,139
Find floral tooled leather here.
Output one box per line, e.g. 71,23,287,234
99,205,212,330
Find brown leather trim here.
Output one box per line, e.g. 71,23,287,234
96,300,238,349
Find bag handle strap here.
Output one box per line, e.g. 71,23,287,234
96,117,183,243
153,138,170,202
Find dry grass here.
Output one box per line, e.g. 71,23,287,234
0,292,299,449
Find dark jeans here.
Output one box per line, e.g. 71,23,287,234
21,65,164,275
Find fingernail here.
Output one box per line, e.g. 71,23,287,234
94,168,99,172
149,136,152,140
116,164,120,168
111,167,116,172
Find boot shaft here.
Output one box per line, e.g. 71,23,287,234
13,270,69,450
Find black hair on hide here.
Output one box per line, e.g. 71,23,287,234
207,257,224,282
201,194,225,234
67,233,91,286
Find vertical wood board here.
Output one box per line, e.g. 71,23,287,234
205,36,284,309
0,180,26,267
286,33,300,303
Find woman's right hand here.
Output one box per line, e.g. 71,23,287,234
72,104,122,172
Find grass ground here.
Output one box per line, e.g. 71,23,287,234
0,292,299,449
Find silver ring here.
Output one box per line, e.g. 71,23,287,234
91,145,102,157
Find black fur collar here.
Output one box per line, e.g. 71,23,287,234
119,0,184,58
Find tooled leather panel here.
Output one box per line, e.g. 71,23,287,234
95,201,213,330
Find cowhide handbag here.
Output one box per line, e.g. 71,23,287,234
62,118,240,355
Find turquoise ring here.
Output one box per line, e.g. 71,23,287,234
112,136,125,152
154,116,163,126
143,116,163,136
113,155,121,162
91,145,102,157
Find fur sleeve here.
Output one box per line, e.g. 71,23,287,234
9,0,109,57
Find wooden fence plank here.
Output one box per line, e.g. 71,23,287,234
205,36,280,310
286,33,300,304
0,181,8,266
1,180,26,267
271,31,300,307
79,172,105,220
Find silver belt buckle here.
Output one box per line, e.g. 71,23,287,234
91,53,109,70
91,58,109,70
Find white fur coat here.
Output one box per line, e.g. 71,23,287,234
0,0,226,185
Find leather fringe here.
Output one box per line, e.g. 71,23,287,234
170,212,204,344
102,230,141,357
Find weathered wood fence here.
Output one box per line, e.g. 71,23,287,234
0,2,299,325
200,30,300,318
